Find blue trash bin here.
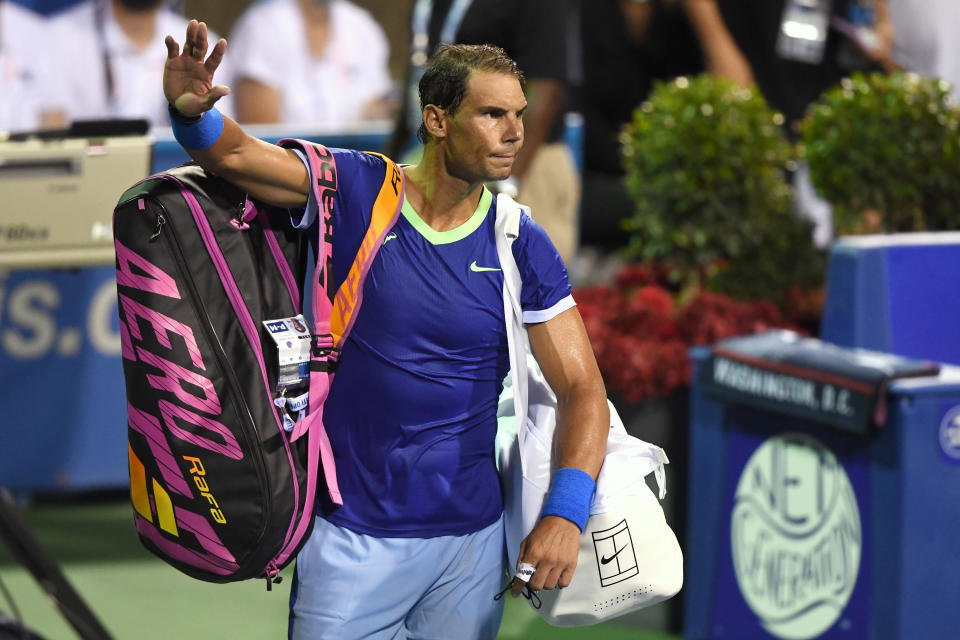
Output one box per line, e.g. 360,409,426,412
684,344,960,640
821,233,960,365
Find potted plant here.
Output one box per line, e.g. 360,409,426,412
620,74,824,305
801,72,960,233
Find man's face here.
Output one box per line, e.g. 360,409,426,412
441,71,526,184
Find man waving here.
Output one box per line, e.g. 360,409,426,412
162,20,609,639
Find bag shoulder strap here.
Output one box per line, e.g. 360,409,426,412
329,152,404,347
277,140,339,340
281,144,403,514
495,194,531,474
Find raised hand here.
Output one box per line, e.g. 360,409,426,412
164,20,230,117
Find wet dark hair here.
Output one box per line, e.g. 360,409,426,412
417,44,525,143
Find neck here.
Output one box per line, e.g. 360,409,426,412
111,0,157,51
299,0,331,58
403,144,485,232
301,1,331,25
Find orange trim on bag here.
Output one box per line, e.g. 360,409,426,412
331,154,403,347
129,443,152,522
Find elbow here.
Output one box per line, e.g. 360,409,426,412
196,143,248,183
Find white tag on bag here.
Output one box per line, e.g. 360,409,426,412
262,314,311,391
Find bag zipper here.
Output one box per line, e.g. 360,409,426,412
157,176,304,564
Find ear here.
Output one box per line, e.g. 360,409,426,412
423,105,447,139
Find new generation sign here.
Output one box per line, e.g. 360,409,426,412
731,433,862,639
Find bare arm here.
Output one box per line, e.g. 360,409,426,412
163,20,308,207
869,0,898,73
235,77,282,124
530,308,608,480
682,0,754,87
620,0,656,43
512,306,610,594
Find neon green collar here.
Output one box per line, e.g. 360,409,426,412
401,187,492,245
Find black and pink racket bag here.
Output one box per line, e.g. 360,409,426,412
112,146,341,587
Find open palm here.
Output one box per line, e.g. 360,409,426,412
163,19,229,117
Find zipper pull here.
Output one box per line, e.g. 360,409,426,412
149,212,166,241
232,200,251,230
264,562,283,591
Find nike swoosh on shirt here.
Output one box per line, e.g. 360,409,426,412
600,544,628,565
383,232,398,245
469,260,501,272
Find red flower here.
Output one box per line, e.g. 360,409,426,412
634,286,675,314
614,264,656,290
574,264,808,402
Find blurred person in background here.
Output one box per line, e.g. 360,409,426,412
578,0,703,260
44,0,231,128
227,0,394,126
389,0,581,266
0,0,61,131
887,0,960,98
682,0,895,248
682,0,894,128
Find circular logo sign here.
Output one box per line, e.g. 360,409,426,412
731,433,862,640
939,405,960,460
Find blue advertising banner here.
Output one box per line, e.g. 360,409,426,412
708,411,872,640
0,266,127,490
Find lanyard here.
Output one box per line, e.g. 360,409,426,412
94,0,119,111
405,0,474,129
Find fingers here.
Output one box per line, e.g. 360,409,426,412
185,19,198,53
195,21,209,60
164,35,180,60
508,576,525,598
510,539,529,597
510,561,569,593
184,19,206,59
529,564,563,592
205,38,227,75
201,85,231,108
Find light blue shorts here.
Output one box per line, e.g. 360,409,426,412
288,516,507,640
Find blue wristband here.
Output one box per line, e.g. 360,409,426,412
540,467,596,532
169,104,224,150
